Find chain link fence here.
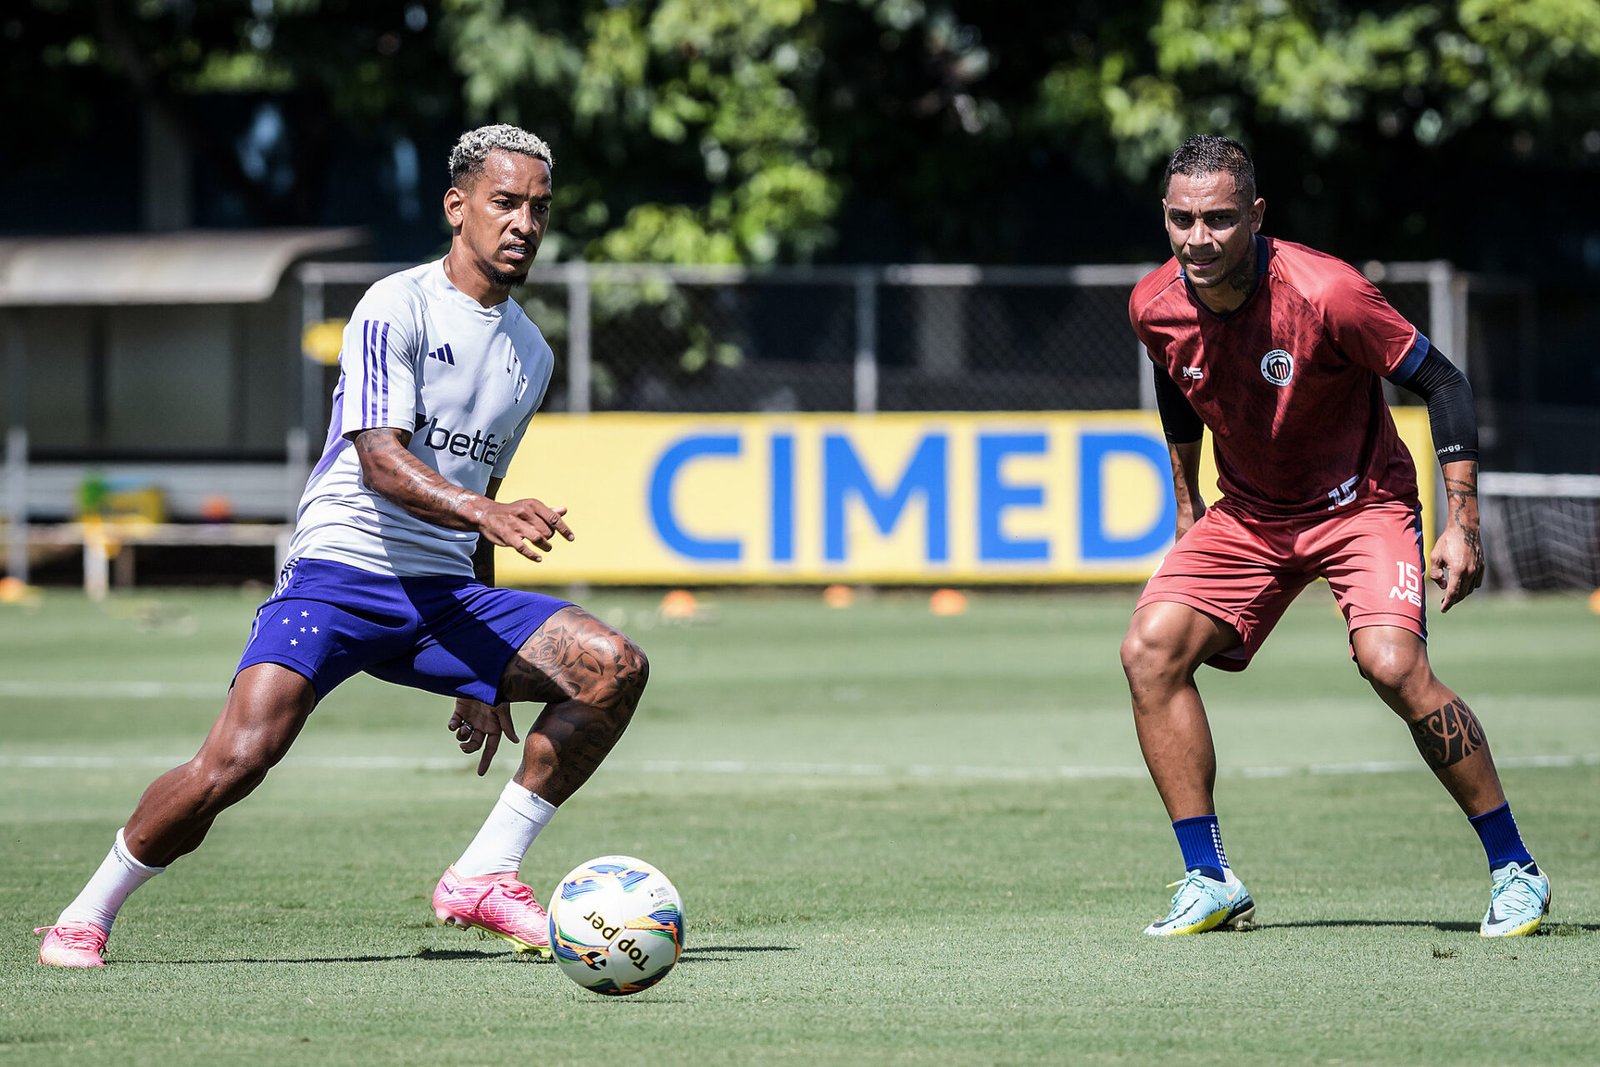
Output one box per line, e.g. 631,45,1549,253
5,258,1580,588
299,260,1482,420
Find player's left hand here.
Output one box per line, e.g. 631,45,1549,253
448,698,520,776
1429,522,1484,613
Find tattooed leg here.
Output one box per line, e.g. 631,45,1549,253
1352,626,1507,817
1409,698,1487,770
498,606,648,805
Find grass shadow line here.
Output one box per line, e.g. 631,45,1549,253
113,943,798,966
113,948,545,965
1260,919,1595,935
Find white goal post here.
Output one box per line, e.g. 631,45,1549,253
1479,472,1600,593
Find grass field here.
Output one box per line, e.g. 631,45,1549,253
2,585,1597,1066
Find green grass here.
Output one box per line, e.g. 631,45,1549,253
2,585,1597,1066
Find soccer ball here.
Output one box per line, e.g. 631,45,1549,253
548,855,684,996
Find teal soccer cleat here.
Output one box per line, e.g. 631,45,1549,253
1480,861,1550,938
1144,868,1256,936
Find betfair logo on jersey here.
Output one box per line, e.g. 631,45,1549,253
420,416,504,466
1259,349,1294,386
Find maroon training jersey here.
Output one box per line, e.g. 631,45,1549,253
1130,236,1423,518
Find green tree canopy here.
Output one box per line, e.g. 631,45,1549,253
10,0,1600,272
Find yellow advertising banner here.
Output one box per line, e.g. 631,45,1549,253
495,410,1435,586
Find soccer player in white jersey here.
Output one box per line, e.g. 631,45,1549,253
36,125,647,967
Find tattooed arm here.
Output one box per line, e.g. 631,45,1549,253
1152,367,1207,541
352,428,573,562
351,434,568,773
1430,458,1483,612
1390,346,1481,611
1168,440,1207,541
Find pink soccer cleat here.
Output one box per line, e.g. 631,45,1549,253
36,922,109,968
432,867,551,956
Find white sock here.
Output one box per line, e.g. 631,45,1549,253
56,828,165,933
451,781,558,878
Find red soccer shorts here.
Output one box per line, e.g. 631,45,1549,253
1134,498,1428,672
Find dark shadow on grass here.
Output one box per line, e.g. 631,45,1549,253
1260,920,1598,934
678,944,796,964
114,944,800,966
1264,919,1480,933
114,947,549,965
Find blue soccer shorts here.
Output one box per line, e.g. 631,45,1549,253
235,558,571,703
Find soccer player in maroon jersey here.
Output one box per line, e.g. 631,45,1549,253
1122,135,1549,937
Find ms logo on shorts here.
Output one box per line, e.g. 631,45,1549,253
1389,560,1423,607
1260,349,1294,386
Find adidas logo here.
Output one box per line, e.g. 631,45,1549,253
427,343,456,365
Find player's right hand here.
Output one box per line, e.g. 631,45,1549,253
1429,522,1483,612
478,498,575,562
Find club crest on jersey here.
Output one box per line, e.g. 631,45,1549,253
1260,349,1294,386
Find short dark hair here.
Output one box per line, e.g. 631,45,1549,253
1163,135,1256,203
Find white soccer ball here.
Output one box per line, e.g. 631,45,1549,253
548,855,684,996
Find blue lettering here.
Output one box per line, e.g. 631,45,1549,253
823,434,947,563
770,433,794,563
649,435,742,561
1079,432,1174,560
978,433,1049,562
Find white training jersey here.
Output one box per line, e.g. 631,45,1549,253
284,258,554,577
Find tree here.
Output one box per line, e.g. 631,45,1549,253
1030,0,1600,270
9,0,1600,272
9,0,460,227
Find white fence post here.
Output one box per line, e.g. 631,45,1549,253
5,426,26,582
1427,260,1462,369
854,268,879,414
567,263,592,414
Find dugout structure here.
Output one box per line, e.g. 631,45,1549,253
0,229,367,585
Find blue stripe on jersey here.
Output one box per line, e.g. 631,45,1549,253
363,320,377,427
362,319,391,427
1386,332,1431,385
378,322,390,422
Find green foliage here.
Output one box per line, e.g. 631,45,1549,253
9,0,1598,268
1034,0,1600,180
436,0,836,266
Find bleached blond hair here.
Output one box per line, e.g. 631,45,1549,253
447,124,554,188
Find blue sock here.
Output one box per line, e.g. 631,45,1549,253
1172,815,1228,882
1468,803,1535,872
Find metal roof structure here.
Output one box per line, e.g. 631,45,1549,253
0,228,367,306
